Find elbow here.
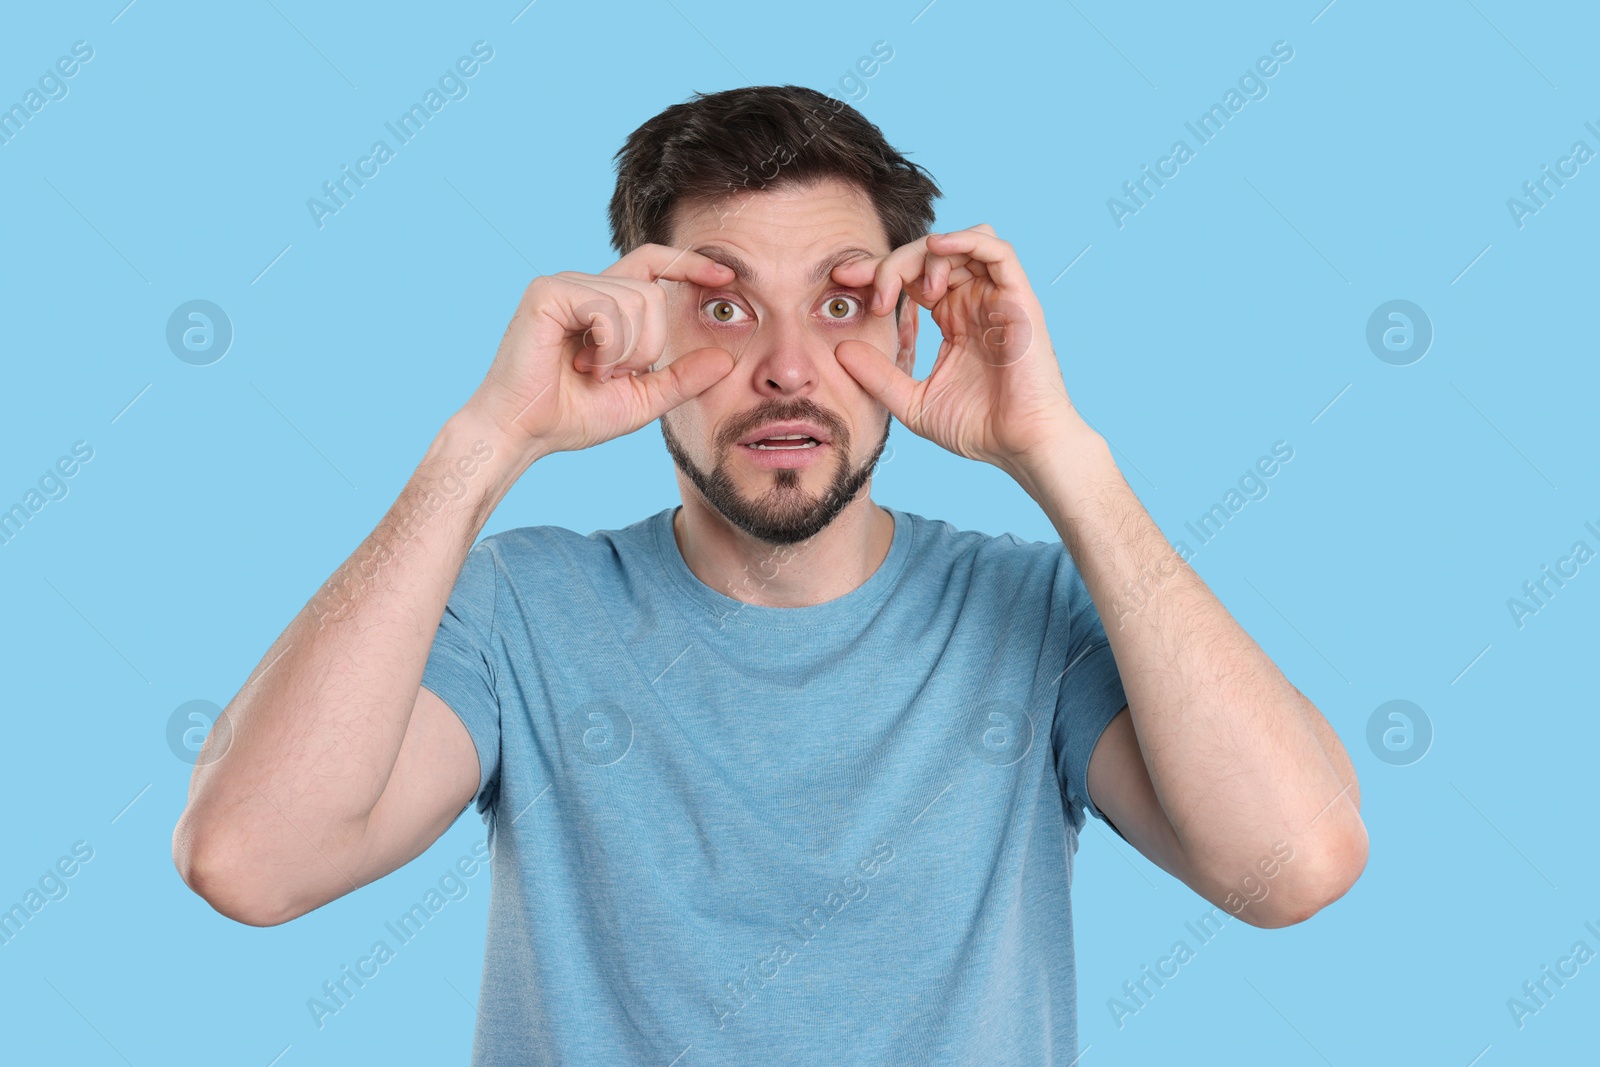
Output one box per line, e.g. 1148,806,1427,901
1240,819,1369,929
171,814,295,928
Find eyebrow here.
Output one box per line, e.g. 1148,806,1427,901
690,245,876,288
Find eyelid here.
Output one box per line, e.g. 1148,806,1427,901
700,295,751,324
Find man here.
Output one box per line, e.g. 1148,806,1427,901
173,85,1366,1064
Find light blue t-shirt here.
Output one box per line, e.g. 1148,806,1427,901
421,503,1129,1065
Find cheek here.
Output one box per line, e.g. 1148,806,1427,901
827,310,898,359
808,294,889,340
664,399,716,451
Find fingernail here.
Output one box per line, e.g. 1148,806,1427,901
871,289,884,311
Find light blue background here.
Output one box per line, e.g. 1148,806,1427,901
2,1,1595,1063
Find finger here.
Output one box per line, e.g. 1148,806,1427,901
829,238,930,318
609,279,668,378
833,338,918,426
921,249,976,306
920,251,943,305
923,228,1028,291
872,239,935,317
896,245,974,311
828,253,884,289
927,257,985,305
600,242,736,288
628,345,735,425
568,291,632,379
828,256,886,315
836,236,980,318
571,277,664,379
923,260,978,305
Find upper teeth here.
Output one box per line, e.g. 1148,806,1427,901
750,434,818,450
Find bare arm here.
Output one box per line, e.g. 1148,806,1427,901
171,243,740,926
1025,426,1368,928
828,224,1367,928
171,412,534,926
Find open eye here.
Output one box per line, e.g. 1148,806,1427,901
823,294,862,320
702,298,749,325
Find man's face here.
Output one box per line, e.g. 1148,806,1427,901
657,176,917,546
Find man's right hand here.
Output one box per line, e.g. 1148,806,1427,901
461,243,738,458
172,245,742,928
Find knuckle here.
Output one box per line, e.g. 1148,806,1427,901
524,276,563,312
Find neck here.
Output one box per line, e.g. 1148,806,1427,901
671,488,894,608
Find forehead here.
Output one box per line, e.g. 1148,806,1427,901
667,177,889,284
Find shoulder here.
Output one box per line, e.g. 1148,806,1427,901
473,509,667,580
890,508,1069,588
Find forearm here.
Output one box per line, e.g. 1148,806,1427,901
174,409,534,888
1013,421,1365,905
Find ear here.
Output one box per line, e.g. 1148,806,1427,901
894,296,919,378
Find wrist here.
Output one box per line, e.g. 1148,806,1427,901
450,395,554,463
430,409,547,528
1009,420,1120,518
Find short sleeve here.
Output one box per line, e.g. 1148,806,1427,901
1047,546,1130,840
420,538,502,824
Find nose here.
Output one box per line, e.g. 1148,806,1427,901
743,307,824,398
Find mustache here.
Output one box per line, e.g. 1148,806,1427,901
717,399,849,451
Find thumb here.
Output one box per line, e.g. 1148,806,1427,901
632,345,735,424
836,339,918,425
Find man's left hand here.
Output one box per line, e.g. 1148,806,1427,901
831,224,1084,481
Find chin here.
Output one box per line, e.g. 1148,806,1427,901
662,411,889,547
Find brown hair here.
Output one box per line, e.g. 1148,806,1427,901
607,84,941,257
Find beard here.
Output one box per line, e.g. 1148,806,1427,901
660,401,891,547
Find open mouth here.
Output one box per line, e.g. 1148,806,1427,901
743,434,822,451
